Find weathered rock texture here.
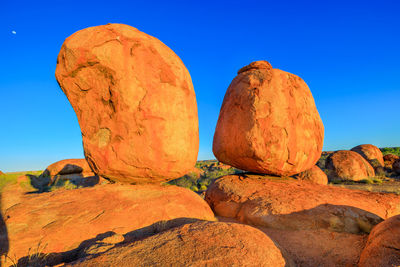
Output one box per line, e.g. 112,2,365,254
295,165,328,185
55,23,199,184
213,60,324,176
0,184,214,263
359,215,400,267
41,159,94,177
351,144,384,169
205,174,400,234
383,153,400,169
67,221,286,267
325,150,375,181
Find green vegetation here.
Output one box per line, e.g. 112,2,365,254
0,171,42,192
380,147,400,156
166,160,243,192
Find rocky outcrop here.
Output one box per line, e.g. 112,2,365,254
55,23,199,184
0,170,4,175
325,150,375,182
66,221,287,267
205,174,400,233
351,144,384,170
295,165,328,185
39,158,101,187
359,215,400,267
383,153,400,169
213,60,324,176
0,183,215,263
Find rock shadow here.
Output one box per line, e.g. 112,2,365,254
15,217,201,266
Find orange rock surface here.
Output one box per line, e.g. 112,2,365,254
359,215,400,267
295,165,328,185
67,221,286,267
213,60,324,176
55,23,199,184
205,174,400,233
0,184,215,263
383,153,400,169
351,144,384,168
325,150,375,181
41,158,94,177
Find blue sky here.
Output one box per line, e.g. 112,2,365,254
0,0,399,172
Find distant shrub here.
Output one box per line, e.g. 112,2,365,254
381,147,400,157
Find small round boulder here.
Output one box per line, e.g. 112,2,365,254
213,61,324,176
55,24,199,184
325,150,375,182
295,165,328,185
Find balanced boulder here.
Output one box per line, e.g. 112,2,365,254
351,144,384,170
295,165,328,185
325,150,375,182
55,23,199,184
66,221,286,267
359,215,400,267
213,61,324,176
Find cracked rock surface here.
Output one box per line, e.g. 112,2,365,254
55,23,199,183
213,60,324,176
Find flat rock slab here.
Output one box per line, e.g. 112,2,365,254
66,221,287,267
1,184,215,263
205,174,400,234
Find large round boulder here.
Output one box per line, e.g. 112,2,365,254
325,150,375,182
67,221,287,267
359,215,400,267
295,165,328,185
55,24,199,184
350,144,384,169
213,61,324,176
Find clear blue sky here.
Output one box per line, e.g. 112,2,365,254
1,0,399,172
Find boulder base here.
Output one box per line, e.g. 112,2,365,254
1,184,215,263
66,221,287,267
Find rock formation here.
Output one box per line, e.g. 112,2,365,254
0,170,4,175
39,158,101,187
359,215,400,267
325,150,375,181
295,165,328,185
0,183,215,263
66,221,287,267
351,144,384,170
213,61,324,176
205,174,400,266
55,23,199,184
383,153,400,169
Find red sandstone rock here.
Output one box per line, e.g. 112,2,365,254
383,153,400,169
351,144,384,169
213,60,324,176
0,184,215,263
67,221,286,267
205,174,400,234
55,23,199,184
325,150,375,181
295,165,328,185
359,215,400,267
